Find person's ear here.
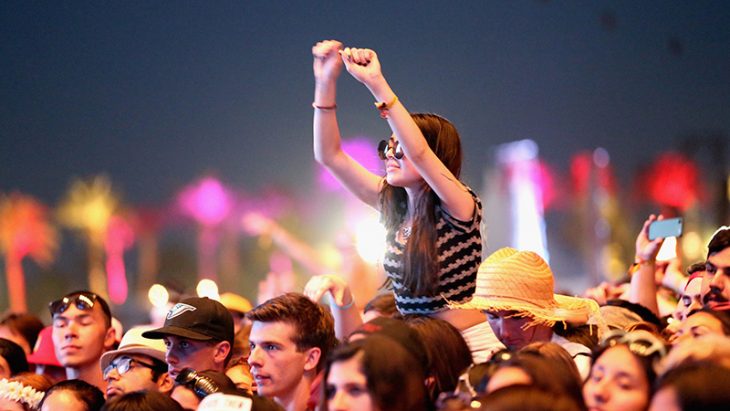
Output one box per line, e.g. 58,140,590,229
303,347,322,372
213,341,232,365
104,326,116,350
157,372,175,394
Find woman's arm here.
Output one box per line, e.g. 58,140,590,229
312,40,383,209
341,47,475,220
629,214,665,317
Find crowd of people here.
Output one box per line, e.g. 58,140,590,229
1,39,729,410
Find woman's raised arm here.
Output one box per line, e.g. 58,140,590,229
312,40,383,209
341,47,475,220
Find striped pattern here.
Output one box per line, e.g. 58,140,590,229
384,188,482,315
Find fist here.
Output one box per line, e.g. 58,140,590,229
312,40,344,82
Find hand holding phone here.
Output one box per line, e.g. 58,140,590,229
648,217,683,240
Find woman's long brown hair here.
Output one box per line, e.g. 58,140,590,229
379,113,463,296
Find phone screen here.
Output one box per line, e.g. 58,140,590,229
648,217,683,240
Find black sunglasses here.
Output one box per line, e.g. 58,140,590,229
103,356,158,380
49,292,111,320
378,139,404,160
175,368,220,399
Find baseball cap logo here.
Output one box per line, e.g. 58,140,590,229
167,303,197,319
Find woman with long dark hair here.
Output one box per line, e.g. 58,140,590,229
307,39,489,359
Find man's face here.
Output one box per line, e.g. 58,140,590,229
248,321,316,400
702,247,730,309
163,335,220,380
51,303,112,369
485,310,552,350
674,276,703,321
104,354,165,399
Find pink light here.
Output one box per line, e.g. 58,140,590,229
178,177,233,226
318,138,383,191
104,216,135,305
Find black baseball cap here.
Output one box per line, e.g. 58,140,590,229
143,297,234,345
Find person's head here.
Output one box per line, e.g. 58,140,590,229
171,368,242,410
673,267,704,322
362,293,398,323
348,317,430,370
403,315,472,397
246,293,337,400
49,291,115,371
0,373,52,411
0,313,44,355
486,352,584,406
39,379,105,411
100,390,184,411
583,330,667,411
99,326,173,399
378,113,463,297
519,341,582,384
603,299,662,332
323,335,428,411
659,334,730,373
672,308,730,346
142,297,234,380
702,226,730,309
650,361,730,411
379,113,462,188
452,248,598,350
465,385,584,411
219,292,253,335
0,338,29,378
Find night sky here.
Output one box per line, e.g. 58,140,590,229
2,1,729,315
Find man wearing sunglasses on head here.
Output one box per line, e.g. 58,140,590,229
99,326,174,399
50,290,116,391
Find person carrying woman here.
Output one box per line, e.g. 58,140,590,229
307,39,497,361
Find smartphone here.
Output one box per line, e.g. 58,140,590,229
648,217,683,240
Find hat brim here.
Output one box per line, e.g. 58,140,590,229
99,345,167,371
450,293,598,327
141,325,214,342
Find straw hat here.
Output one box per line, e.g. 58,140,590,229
451,247,600,327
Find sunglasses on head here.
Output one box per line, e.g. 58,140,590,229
49,292,110,319
378,139,404,160
600,330,667,358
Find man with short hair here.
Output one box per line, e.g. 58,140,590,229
142,297,234,379
703,227,730,310
100,326,174,399
50,290,116,391
247,292,337,411
452,248,600,378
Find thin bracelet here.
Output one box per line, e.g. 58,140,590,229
312,102,337,110
333,299,354,310
374,95,398,119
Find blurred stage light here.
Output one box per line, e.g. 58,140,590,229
682,231,703,260
148,284,169,308
656,236,677,261
197,279,220,300
354,216,386,264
